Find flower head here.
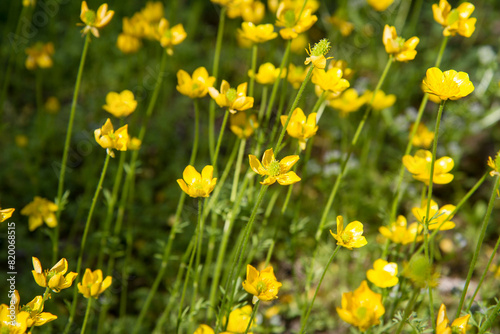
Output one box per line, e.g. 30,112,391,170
433,0,476,37
403,255,440,288
287,63,307,89
94,119,130,158
0,303,29,334
275,2,317,39
238,22,278,44
382,25,419,62
177,165,217,198
330,59,354,80
248,62,286,85
1,207,15,223
230,112,259,139
156,18,187,55
194,325,214,334
330,216,367,250
79,1,114,37
436,304,470,334
208,81,254,114
32,257,78,292
329,88,367,117
238,1,266,24
103,90,137,118
422,67,474,101
10,291,58,327
312,67,350,97
411,123,434,148
25,42,54,70
379,215,423,245
248,148,300,186
117,33,142,54
21,196,58,231
412,200,456,231
242,265,282,304
140,1,164,23
304,38,333,69
176,67,216,99
336,281,385,331
402,149,454,185
223,305,255,333
367,0,394,11
363,90,396,110
367,259,399,288
78,268,112,299
280,108,318,151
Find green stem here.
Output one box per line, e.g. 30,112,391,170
257,86,268,123
189,99,200,165
231,139,246,202
478,300,500,334
394,288,419,334
35,70,43,114
249,44,258,98
80,298,93,334
212,109,230,173
189,198,207,322
244,301,259,334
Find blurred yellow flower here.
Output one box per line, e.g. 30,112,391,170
436,304,470,334
45,96,61,114
140,1,164,23
249,148,300,186
367,0,394,11
94,118,129,158
223,305,254,334
268,0,320,13
25,42,54,70
337,280,385,331
367,259,399,288
248,62,285,85
411,123,434,148
242,264,282,304
330,216,367,250
128,137,142,151
312,67,350,97
287,63,307,89
21,196,58,231
402,149,454,185
11,291,58,327
0,207,15,223
79,1,114,37
329,15,354,36
329,88,367,117
177,165,217,198
117,33,142,54
382,25,419,62
177,67,216,99
433,0,476,37
23,0,36,7
363,89,396,110
156,18,187,55
275,2,317,39
290,33,308,54
280,108,318,150
240,1,266,24
15,135,29,148
304,39,332,70
412,200,456,231
194,324,214,334
329,60,354,80
238,22,278,44
211,0,238,7
422,67,474,101
230,112,259,139
78,268,112,299
32,257,78,292
208,81,254,114
103,90,137,118
379,215,423,245
0,304,29,334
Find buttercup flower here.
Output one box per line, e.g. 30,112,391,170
329,88,367,117
21,196,58,231
433,0,476,37
411,123,434,148
32,257,78,292
337,281,385,332
194,324,214,334
412,200,456,231
312,67,350,97
242,264,282,304
367,0,394,11
45,96,60,114
223,305,254,334
422,67,474,101
379,215,423,245
280,108,318,150
230,112,259,139
10,291,57,327
239,1,266,23
382,25,419,62
78,268,112,299
304,38,332,69
436,304,470,334
208,81,254,114
330,216,367,250
290,33,308,54
248,62,285,85
238,22,278,44
363,90,396,110
275,1,317,39
117,33,142,54
0,303,29,334
79,1,114,37
367,259,399,288
248,148,300,186
330,59,354,80
156,18,187,55
0,207,15,223
176,67,216,99
25,42,54,70
287,63,307,89
94,118,130,158
402,150,454,185
177,165,217,198
140,1,164,23
103,90,137,118
128,137,142,151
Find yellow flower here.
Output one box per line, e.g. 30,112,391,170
336,280,385,332
436,304,470,334
330,216,368,250
248,148,300,186
79,1,114,38
238,22,278,44
23,0,36,7
103,90,137,118
379,215,423,245
208,81,254,114
287,63,307,89
117,33,142,54
330,59,354,80
304,39,333,70
156,18,187,55
223,305,254,334
312,67,350,97
177,165,217,198
329,14,354,36
1,207,15,223
411,123,434,148
248,62,285,85
78,268,112,299
382,25,419,62
422,67,474,101
176,67,216,99
402,149,454,185
290,33,308,54
194,324,214,334
25,42,54,70
140,1,164,23
329,88,367,117
32,257,78,292
44,96,60,114
21,197,58,231
230,112,259,139
94,118,130,158
367,0,394,11
366,259,399,288
15,135,28,148
363,90,396,110
412,199,456,231
128,137,142,151
0,303,29,334
280,108,318,151
275,2,317,39
268,0,320,13
240,1,266,24
487,151,500,177
242,264,282,304
10,291,58,327
433,0,476,37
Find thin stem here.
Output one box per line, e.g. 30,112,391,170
80,298,93,334
212,109,230,173
189,198,207,321
478,300,500,334
189,99,200,165
394,288,419,334
244,301,259,334
231,139,246,202
249,44,258,98
257,86,268,123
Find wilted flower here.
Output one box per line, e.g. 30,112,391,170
242,264,282,304
280,108,318,150
78,269,112,298
402,150,454,185
208,81,254,114
156,18,187,55
411,123,434,148
0,207,15,223
329,88,367,117
312,67,350,97
363,90,396,110
32,257,78,292
412,200,456,231
94,119,130,158
287,63,307,89
367,0,394,11
382,25,419,62
433,0,476,37
21,196,58,231
238,22,278,44
330,216,367,250
275,2,317,39
379,215,423,245
367,259,399,288
79,1,114,37
103,90,137,118
230,112,259,139
248,148,300,186
248,62,285,85
177,165,217,198
436,304,470,334
25,42,54,70
422,67,474,101
176,67,216,99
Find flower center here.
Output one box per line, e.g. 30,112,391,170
268,160,281,177
256,280,267,294
192,83,199,91
84,10,96,25
284,10,296,27
356,306,367,319
226,88,237,102
341,233,351,244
